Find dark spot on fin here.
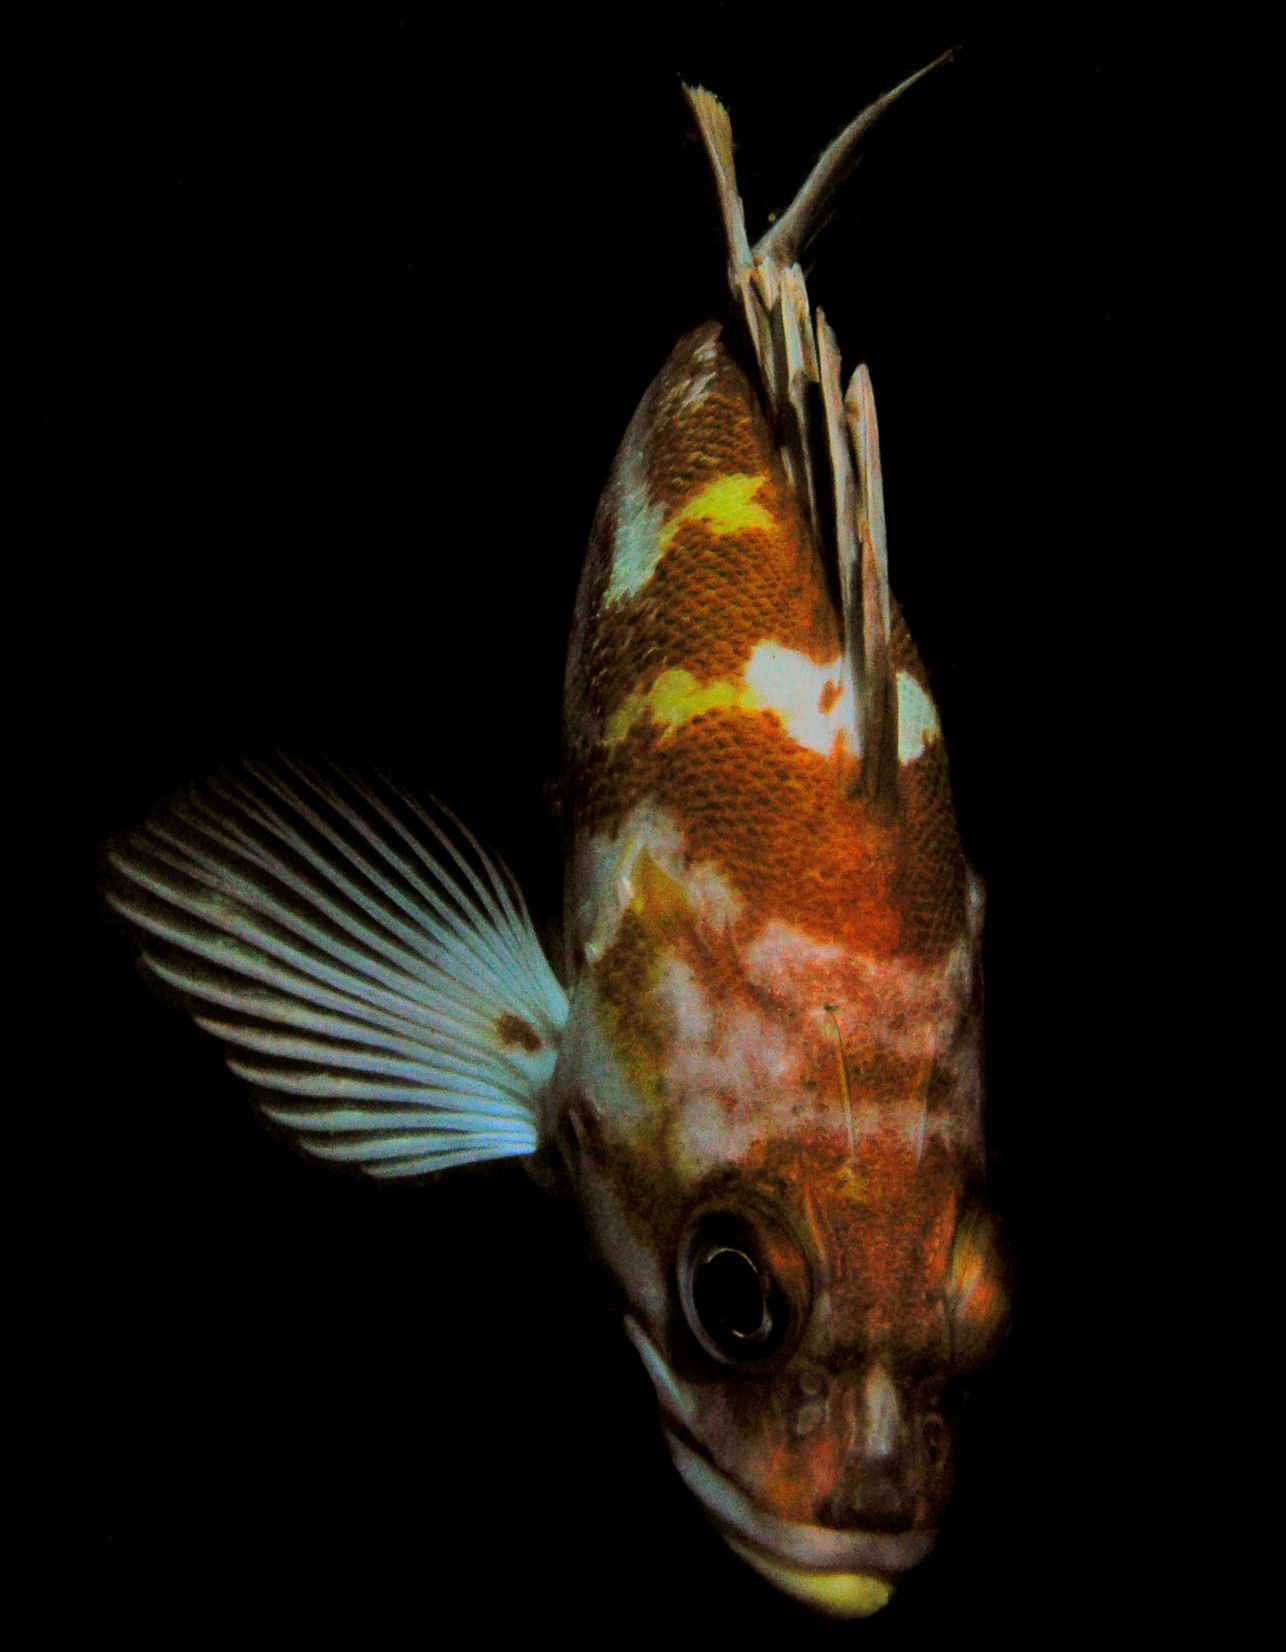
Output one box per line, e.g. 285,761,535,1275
495,1013,542,1053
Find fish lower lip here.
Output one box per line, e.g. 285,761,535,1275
723,1537,895,1618
663,1427,937,1581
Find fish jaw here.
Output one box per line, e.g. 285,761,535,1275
667,1425,933,1618
723,1543,897,1618
624,1316,941,1618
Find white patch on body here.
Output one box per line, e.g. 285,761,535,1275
652,954,714,1048
646,946,819,1177
743,643,857,760
744,921,960,1063
574,801,744,966
564,824,984,1176
661,918,984,1172
608,640,932,776
674,333,720,412
605,435,667,606
896,671,941,762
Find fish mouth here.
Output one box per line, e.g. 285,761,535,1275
663,1428,936,1618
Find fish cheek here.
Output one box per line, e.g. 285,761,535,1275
669,1360,849,1526
748,1371,853,1523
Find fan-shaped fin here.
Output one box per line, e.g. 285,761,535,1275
105,759,568,1176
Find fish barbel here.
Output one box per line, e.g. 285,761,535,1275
103,49,1007,1618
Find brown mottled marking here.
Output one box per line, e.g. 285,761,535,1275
565,325,839,751
494,1013,542,1053
567,326,966,967
592,350,836,719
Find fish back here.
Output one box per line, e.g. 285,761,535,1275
564,321,967,984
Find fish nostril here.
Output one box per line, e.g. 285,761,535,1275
793,1399,827,1436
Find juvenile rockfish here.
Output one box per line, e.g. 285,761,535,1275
104,51,1008,1619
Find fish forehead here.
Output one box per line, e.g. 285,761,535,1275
566,972,969,1355
564,799,982,1151
564,325,966,973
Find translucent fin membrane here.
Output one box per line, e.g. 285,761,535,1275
105,759,568,1177
685,52,955,812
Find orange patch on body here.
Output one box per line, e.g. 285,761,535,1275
567,328,966,967
583,708,905,956
575,328,839,747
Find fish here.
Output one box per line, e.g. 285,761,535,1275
101,50,1008,1620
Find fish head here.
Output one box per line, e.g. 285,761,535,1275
548,825,1008,1614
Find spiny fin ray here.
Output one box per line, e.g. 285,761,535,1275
846,363,898,807
685,59,952,808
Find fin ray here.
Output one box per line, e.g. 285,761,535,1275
106,763,568,1175
685,55,953,814
846,363,898,806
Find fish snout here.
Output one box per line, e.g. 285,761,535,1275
828,1456,919,1534
818,1362,928,1534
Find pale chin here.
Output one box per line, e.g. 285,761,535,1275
722,1536,895,1618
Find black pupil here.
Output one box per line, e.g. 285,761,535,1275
693,1246,769,1346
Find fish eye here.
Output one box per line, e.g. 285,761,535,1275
678,1209,808,1370
692,1243,772,1349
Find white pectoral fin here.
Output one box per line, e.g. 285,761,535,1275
105,759,568,1177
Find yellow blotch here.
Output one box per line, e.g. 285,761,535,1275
724,1539,893,1618
627,846,689,925
832,1162,871,1204
656,472,774,554
593,848,692,1111
603,668,754,748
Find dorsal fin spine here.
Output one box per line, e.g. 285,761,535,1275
684,58,955,808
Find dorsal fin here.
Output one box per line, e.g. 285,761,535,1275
845,362,898,808
753,47,958,271
685,54,955,813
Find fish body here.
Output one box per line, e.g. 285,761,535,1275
104,58,1006,1619
553,342,1000,1616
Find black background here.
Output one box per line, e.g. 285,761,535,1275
16,5,1168,1639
